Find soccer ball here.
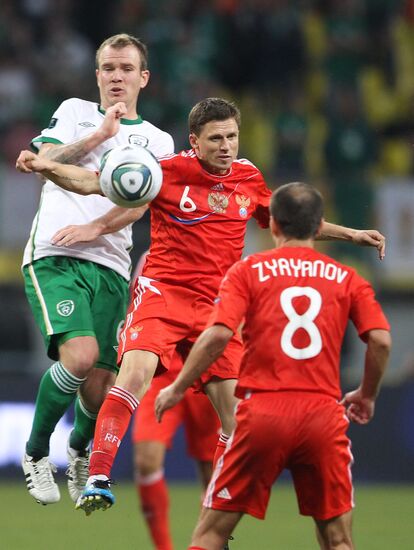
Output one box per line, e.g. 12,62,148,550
99,144,163,208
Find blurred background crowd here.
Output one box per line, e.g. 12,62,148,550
0,0,413,481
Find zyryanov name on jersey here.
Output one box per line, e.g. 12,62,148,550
252,258,349,284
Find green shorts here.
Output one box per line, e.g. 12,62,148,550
23,256,129,372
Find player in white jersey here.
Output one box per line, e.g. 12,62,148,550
21,33,174,506
25,97,172,278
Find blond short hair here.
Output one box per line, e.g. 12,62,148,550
95,33,148,70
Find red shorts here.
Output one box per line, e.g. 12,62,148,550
119,277,242,381
132,353,221,461
204,392,354,521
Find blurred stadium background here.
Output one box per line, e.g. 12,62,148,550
1,0,414,547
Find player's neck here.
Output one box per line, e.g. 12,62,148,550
275,237,315,249
100,102,138,120
198,159,231,176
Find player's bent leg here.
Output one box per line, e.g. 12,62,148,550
59,338,102,502
67,370,116,502
22,336,98,505
190,507,242,550
76,350,158,515
24,334,98,462
314,510,354,550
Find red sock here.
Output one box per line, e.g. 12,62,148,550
212,432,230,468
90,386,138,477
137,471,172,550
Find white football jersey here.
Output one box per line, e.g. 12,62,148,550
23,97,174,280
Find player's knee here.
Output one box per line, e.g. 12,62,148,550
135,457,159,477
59,338,99,376
134,443,164,476
78,385,107,412
79,369,115,412
219,413,236,436
320,533,353,550
315,514,353,550
191,509,233,549
73,353,98,375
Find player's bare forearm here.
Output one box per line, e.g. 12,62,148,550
40,136,105,166
52,206,147,246
92,205,148,234
318,221,355,241
16,150,100,195
361,329,391,399
42,164,101,195
318,221,386,260
341,329,391,424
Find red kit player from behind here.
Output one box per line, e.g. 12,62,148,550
156,183,391,550
16,98,387,519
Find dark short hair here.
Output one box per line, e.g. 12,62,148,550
270,182,323,239
188,98,241,136
96,33,148,71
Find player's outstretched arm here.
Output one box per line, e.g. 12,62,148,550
318,221,386,260
155,324,233,422
340,329,391,424
16,150,101,195
52,205,148,246
39,102,128,165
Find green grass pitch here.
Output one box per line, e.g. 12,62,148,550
2,481,413,549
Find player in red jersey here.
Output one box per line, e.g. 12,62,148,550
131,252,220,550
16,98,386,517
155,182,391,550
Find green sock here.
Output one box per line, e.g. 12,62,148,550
26,361,86,459
69,396,97,452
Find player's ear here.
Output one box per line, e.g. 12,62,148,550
315,217,324,238
189,133,199,151
140,70,150,89
270,216,281,238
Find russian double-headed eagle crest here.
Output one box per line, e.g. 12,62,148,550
208,192,229,213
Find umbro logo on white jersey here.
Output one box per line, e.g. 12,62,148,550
78,121,96,128
217,487,232,499
211,183,225,191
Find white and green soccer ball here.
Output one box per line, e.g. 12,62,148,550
99,144,163,208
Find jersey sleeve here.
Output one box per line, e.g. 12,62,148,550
150,131,174,159
349,272,390,340
252,177,271,228
208,260,250,333
31,98,81,151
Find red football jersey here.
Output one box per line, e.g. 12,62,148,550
142,150,271,299
210,247,390,400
